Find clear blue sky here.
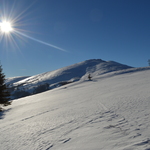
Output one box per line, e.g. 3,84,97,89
0,0,150,77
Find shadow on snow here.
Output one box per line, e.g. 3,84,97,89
0,108,11,119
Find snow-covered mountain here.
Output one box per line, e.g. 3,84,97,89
5,76,30,85
1,65,150,150
6,59,133,99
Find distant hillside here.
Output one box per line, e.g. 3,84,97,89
5,76,30,85
6,59,133,99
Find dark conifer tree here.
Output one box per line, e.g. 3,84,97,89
0,64,11,110
88,74,92,81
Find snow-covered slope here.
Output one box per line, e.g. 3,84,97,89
1,68,150,150
7,59,133,99
11,59,132,86
5,76,30,85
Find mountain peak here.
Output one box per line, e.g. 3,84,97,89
6,59,133,99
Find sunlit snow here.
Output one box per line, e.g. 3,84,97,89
1,60,150,150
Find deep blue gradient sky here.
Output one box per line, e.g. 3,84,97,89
0,0,150,77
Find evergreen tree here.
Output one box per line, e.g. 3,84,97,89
88,74,92,81
0,64,11,110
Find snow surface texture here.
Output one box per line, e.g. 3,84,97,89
6,59,133,99
1,68,150,150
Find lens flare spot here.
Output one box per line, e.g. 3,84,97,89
0,21,13,33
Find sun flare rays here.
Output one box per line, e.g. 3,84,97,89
0,1,67,52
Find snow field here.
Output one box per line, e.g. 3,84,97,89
0,69,150,150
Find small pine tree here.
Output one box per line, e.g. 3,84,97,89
0,64,11,110
88,74,92,81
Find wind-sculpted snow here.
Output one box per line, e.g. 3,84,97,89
1,69,150,149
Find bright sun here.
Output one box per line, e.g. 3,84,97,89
0,21,13,33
